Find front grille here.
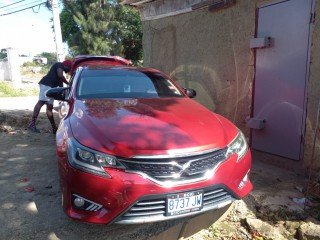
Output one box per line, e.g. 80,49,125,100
119,148,227,182
115,187,234,224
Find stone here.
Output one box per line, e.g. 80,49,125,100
215,221,237,235
285,221,302,235
298,221,320,240
246,218,287,240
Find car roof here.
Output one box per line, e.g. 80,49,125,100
70,55,132,75
73,55,131,65
81,64,160,73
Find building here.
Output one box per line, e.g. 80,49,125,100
123,0,320,171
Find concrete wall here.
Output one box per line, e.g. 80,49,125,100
0,60,10,81
140,0,320,169
304,1,320,170
142,0,256,137
6,48,21,87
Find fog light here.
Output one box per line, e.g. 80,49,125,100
238,171,250,189
74,197,85,208
72,194,103,211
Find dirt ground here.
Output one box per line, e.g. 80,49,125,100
1,98,320,240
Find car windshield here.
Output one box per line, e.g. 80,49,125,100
76,69,184,99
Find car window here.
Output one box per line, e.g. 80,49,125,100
76,69,184,99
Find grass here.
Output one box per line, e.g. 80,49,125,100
21,61,50,76
0,81,38,97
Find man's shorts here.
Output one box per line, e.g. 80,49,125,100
39,84,54,105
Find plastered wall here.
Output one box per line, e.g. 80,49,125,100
142,0,256,137
304,1,320,170
0,61,10,81
141,0,320,170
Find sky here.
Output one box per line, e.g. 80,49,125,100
0,0,66,56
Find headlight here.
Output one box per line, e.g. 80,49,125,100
67,138,125,178
225,130,248,162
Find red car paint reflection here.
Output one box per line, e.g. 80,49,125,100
49,62,252,224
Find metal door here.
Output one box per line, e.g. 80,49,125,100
250,0,313,160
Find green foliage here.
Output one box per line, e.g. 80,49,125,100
0,82,38,97
40,65,51,75
61,1,111,56
111,3,143,62
20,52,55,75
21,61,38,67
60,0,142,62
64,53,73,61
0,48,7,59
21,61,50,76
35,52,57,65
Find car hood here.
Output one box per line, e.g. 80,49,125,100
69,98,237,158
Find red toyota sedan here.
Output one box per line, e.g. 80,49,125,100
47,65,252,224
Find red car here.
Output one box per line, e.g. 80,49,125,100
47,59,252,224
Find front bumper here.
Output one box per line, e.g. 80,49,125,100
59,150,252,224
114,185,235,224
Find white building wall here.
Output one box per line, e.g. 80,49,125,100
0,60,10,81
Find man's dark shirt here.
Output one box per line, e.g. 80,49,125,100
39,62,67,88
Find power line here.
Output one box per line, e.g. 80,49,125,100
1,0,44,13
0,1,46,17
32,3,41,13
0,0,26,9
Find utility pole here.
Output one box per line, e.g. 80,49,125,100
51,0,64,62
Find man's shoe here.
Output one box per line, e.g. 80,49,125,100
28,126,40,133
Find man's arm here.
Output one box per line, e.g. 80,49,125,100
57,68,69,85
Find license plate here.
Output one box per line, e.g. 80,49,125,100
166,190,203,216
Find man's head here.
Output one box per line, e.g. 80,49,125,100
62,60,72,73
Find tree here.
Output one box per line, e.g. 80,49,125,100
0,49,7,60
110,3,143,62
36,52,57,65
60,0,142,62
61,1,112,56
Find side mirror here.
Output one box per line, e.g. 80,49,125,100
46,87,70,101
184,88,197,98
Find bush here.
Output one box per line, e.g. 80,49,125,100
21,61,50,77
40,64,50,75
0,81,38,97
22,61,38,68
